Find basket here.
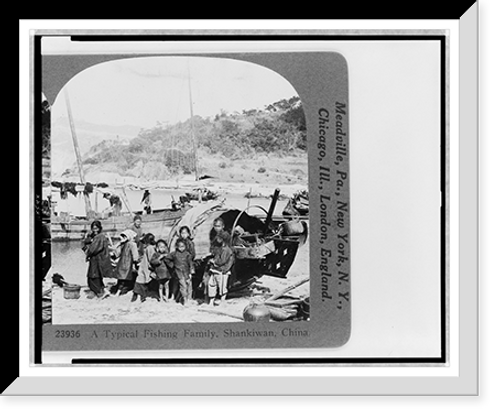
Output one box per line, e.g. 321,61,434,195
63,284,82,300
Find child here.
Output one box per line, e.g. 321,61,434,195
111,229,139,296
205,233,234,306
165,238,195,306
179,225,196,261
178,225,199,298
209,217,231,253
150,239,172,302
129,214,144,256
131,233,157,302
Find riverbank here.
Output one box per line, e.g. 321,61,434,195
51,238,309,325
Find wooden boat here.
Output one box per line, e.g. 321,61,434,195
167,189,308,297
51,204,190,241
182,187,219,203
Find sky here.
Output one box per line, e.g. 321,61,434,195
51,55,299,129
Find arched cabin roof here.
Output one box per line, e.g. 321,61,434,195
167,202,267,259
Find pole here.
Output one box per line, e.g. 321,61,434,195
264,188,280,233
187,61,199,181
64,89,93,218
119,187,133,215
265,277,310,303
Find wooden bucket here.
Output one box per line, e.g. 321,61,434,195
63,284,81,300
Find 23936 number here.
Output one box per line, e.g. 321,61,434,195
55,330,80,338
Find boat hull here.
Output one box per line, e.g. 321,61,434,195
51,208,189,241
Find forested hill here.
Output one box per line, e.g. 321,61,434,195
74,96,306,180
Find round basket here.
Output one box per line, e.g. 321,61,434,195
63,284,82,300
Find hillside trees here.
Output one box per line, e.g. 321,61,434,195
80,96,307,176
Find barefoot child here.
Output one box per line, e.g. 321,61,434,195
205,233,234,306
165,238,195,306
131,233,156,302
150,239,172,302
179,225,196,261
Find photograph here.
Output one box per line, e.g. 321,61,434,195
44,55,310,326
10,10,484,402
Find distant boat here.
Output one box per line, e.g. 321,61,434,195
181,187,219,203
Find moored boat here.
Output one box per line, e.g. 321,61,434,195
51,204,191,241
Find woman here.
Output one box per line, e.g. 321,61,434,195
82,220,112,299
111,229,139,296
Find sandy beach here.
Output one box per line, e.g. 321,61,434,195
51,235,309,325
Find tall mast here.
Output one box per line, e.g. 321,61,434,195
187,61,199,181
64,88,93,218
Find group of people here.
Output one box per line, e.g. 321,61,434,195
81,215,235,307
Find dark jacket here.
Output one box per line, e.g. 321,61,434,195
184,237,196,261
84,233,112,279
211,245,234,274
114,240,139,281
165,250,193,277
209,230,231,253
150,252,172,281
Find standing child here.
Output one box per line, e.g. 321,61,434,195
179,225,196,261
129,214,144,257
150,239,172,302
165,238,195,306
205,233,234,306
131,233,157,302
177,225,197,298
110,229,139,296
209,217,231,253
